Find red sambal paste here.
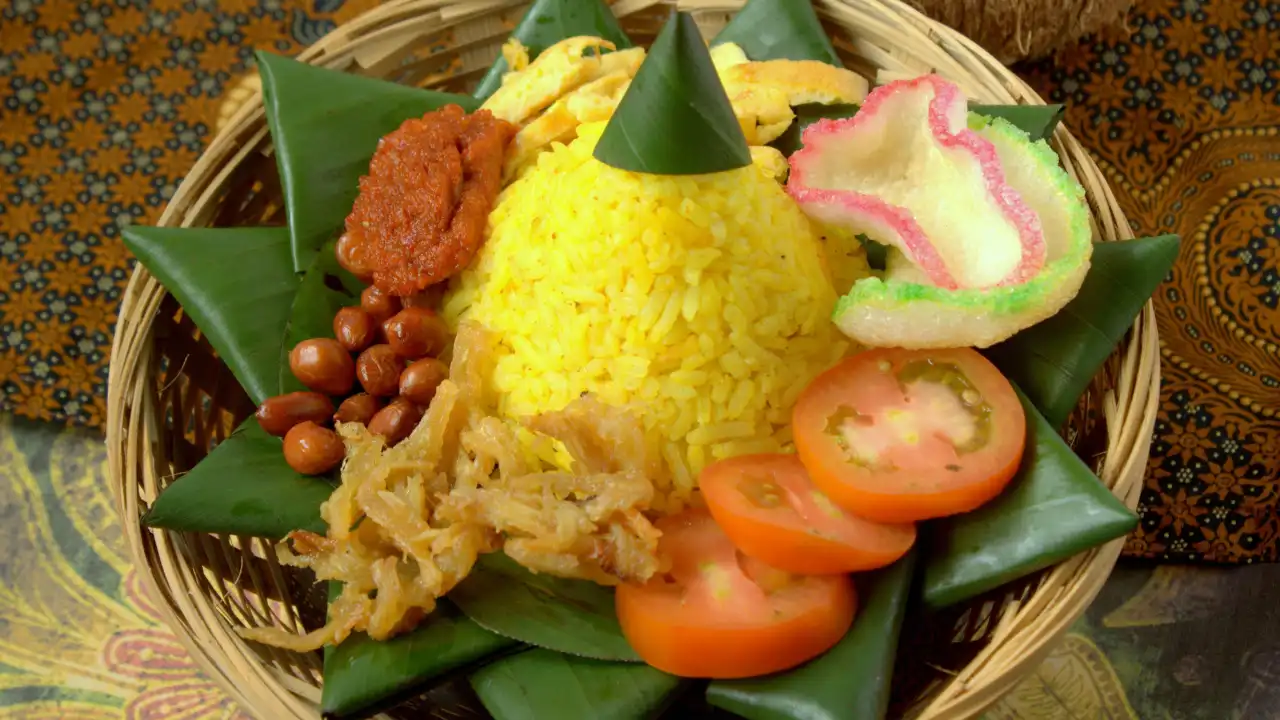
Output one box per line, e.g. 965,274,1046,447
344,104,516,297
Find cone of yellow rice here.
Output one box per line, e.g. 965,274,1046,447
444,119,864,507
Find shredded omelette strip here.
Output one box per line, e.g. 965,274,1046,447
239,323,662,652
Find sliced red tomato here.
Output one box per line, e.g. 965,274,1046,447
699,453,915,574
615,509,856,679
793,347,1025,524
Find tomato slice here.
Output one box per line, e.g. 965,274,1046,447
793,347,1025,524
699,453,915,574
615,509,856,679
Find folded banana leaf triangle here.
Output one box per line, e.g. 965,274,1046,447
123,226,338,538
122,0,1180,718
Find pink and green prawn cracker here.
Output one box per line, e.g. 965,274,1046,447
787,75,1092,349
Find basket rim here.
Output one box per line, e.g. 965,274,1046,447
105,1,1161,719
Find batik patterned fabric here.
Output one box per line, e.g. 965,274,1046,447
0,0,1274,563
0,0,381,426
1021,0,1279,563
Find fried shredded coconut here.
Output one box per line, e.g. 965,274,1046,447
345,106,516,297
239,323,663,652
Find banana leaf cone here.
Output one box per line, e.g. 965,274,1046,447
594,12,750,174
467,10,752,717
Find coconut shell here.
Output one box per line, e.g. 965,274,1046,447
905,0,1134,64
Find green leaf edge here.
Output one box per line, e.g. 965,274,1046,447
770,101,1064,158
278,238,364,394
256,50,479,273
710,0,841,66
140,418,334,538
712,1,1064,152
921,386,1139,609
986,235,1180,427
138,234,372,540
472,0,633,102
121,224,298,406
706,549,918,720
971,102,1066,143
469,647,686,720
321,590,520,718
450,553,641,662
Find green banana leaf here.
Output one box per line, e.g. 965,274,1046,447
770,102,1064,157
141,231,370,539
322,595,518,718
279,239,363,394
711,0,841,66
594,12,751,174
986,235,1180,428
142,419,333,538
449,553,639,662
922,387,1138,608
769,103,859,157
970,103,1066,143
121,225,298,406
472,0,632,102
470,648,686,720
719,8,1064,160
256,50,480,273
706,550,917,720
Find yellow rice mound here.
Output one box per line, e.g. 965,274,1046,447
444,122,861,506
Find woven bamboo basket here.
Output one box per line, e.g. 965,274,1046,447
106,0,1161,718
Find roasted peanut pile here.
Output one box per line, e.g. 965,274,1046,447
254,104,518,473
254,271,453,474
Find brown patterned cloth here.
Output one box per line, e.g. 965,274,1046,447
1,0,1275,562
0,0,380,425
1021,0,1280,563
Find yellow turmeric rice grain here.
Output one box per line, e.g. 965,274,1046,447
444,122,866,506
